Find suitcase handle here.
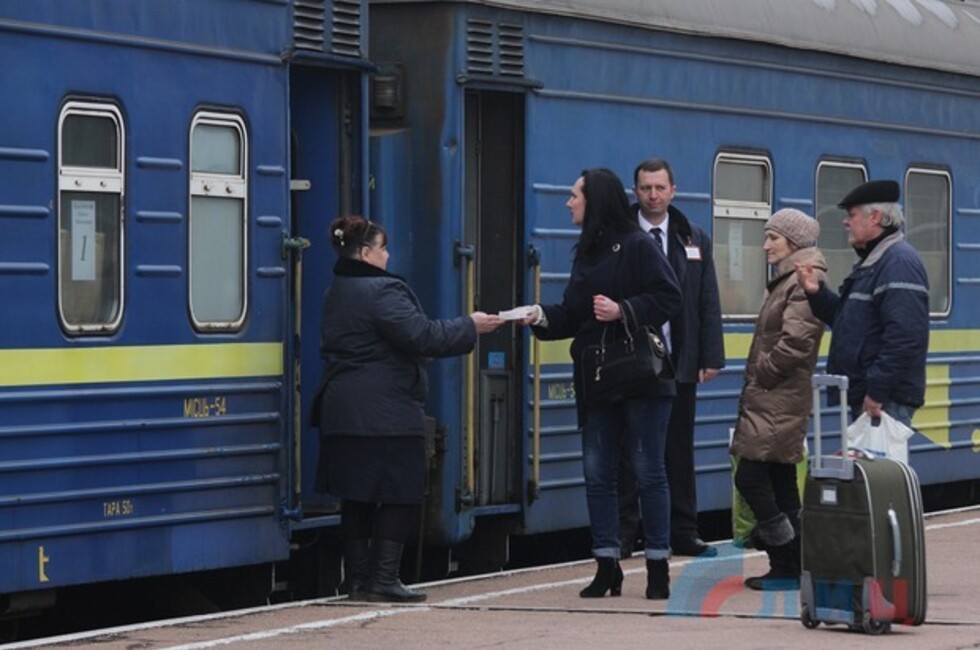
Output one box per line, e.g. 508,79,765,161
811,374,849,391
811,374,853,479
887,507,902,577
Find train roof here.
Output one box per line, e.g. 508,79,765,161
371,0,980,77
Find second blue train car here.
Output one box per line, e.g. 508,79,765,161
365,0,980,569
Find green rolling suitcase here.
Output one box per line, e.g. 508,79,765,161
800,374,927,634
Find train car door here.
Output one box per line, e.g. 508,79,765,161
288,65,363,517
462,89,525,508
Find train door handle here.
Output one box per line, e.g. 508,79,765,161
281,231,311,259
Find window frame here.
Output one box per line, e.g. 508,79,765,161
57,100,126,335
904,166,951,318
188,111,249,331
712,152,773,320
814,159,868,298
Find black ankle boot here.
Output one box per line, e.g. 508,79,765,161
343,539,371,600
363,539,426,603
645,559,670,600
744,539,800,591
579,557,623,598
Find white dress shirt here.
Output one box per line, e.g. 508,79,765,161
637,212,672,353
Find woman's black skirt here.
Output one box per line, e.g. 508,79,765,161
316,435,426,505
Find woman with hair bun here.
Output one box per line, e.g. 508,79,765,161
313,215,502,603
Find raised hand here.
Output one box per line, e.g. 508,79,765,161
794,262,820,295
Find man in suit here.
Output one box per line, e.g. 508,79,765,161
619,158,726,557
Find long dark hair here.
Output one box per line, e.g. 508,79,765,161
329,215,386,259
576,168,637,261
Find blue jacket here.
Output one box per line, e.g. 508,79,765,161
807,231,929,408
533,228,682,424
643,204,726,383
314,257,476,437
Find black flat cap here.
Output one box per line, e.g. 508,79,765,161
837,180,900,209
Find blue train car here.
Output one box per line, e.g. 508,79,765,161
0,0,371,612
367,0,980,564
3,0,979,622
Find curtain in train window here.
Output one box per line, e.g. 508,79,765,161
816,163,867,296
57,104,124,333
712,154,772,318
189,115,247,329
905,170,950,315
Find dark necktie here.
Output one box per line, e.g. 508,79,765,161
652,227,665,252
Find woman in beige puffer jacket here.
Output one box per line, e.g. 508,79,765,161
730,208,827,591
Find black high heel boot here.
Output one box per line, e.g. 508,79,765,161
579,557,623,598
646,559,670,600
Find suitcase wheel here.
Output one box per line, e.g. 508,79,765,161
800,605,819,630
859,613,891,635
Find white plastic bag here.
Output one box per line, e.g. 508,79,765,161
845,411,915,464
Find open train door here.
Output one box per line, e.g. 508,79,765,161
287,64,366,523
281,58,369,595
454,88,527,570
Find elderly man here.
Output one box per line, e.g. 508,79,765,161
795,180,929,426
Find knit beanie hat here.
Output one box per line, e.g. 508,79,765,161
765,208,820,248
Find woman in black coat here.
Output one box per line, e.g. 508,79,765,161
523,169,682,599
314,215,502,603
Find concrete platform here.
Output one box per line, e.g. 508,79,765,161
7,507,978,650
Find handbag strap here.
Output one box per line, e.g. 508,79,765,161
621,300,668,357
620,300,640,335
599,301,636,351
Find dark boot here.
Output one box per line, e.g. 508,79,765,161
342,539,371,600
744,540,800,591
620,534,637,560
579,557,623,598
785,509,801,576
748,512,795,551
645,559,670,600
362,539,426,603
745,512,798,590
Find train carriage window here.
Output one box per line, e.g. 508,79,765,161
816,162,867,296
58,102,125,333
189,113,247,329
905,169,950,315
712,153,772,317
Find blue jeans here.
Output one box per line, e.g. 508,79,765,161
883,401,916,428
582,395,672,560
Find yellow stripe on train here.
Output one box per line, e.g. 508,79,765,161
536,329,980,366
0,342,283,387
536,329,980,450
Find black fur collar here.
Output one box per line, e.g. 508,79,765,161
334,256,405,282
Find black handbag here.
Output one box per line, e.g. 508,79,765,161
580,301,675,404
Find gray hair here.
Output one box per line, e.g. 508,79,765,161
862,202,905,229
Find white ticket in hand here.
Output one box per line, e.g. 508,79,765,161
498,306,536,321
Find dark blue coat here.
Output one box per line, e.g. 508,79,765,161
643,204,726,383
807,232,929,409
314,257,477,437
533,228,682,424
